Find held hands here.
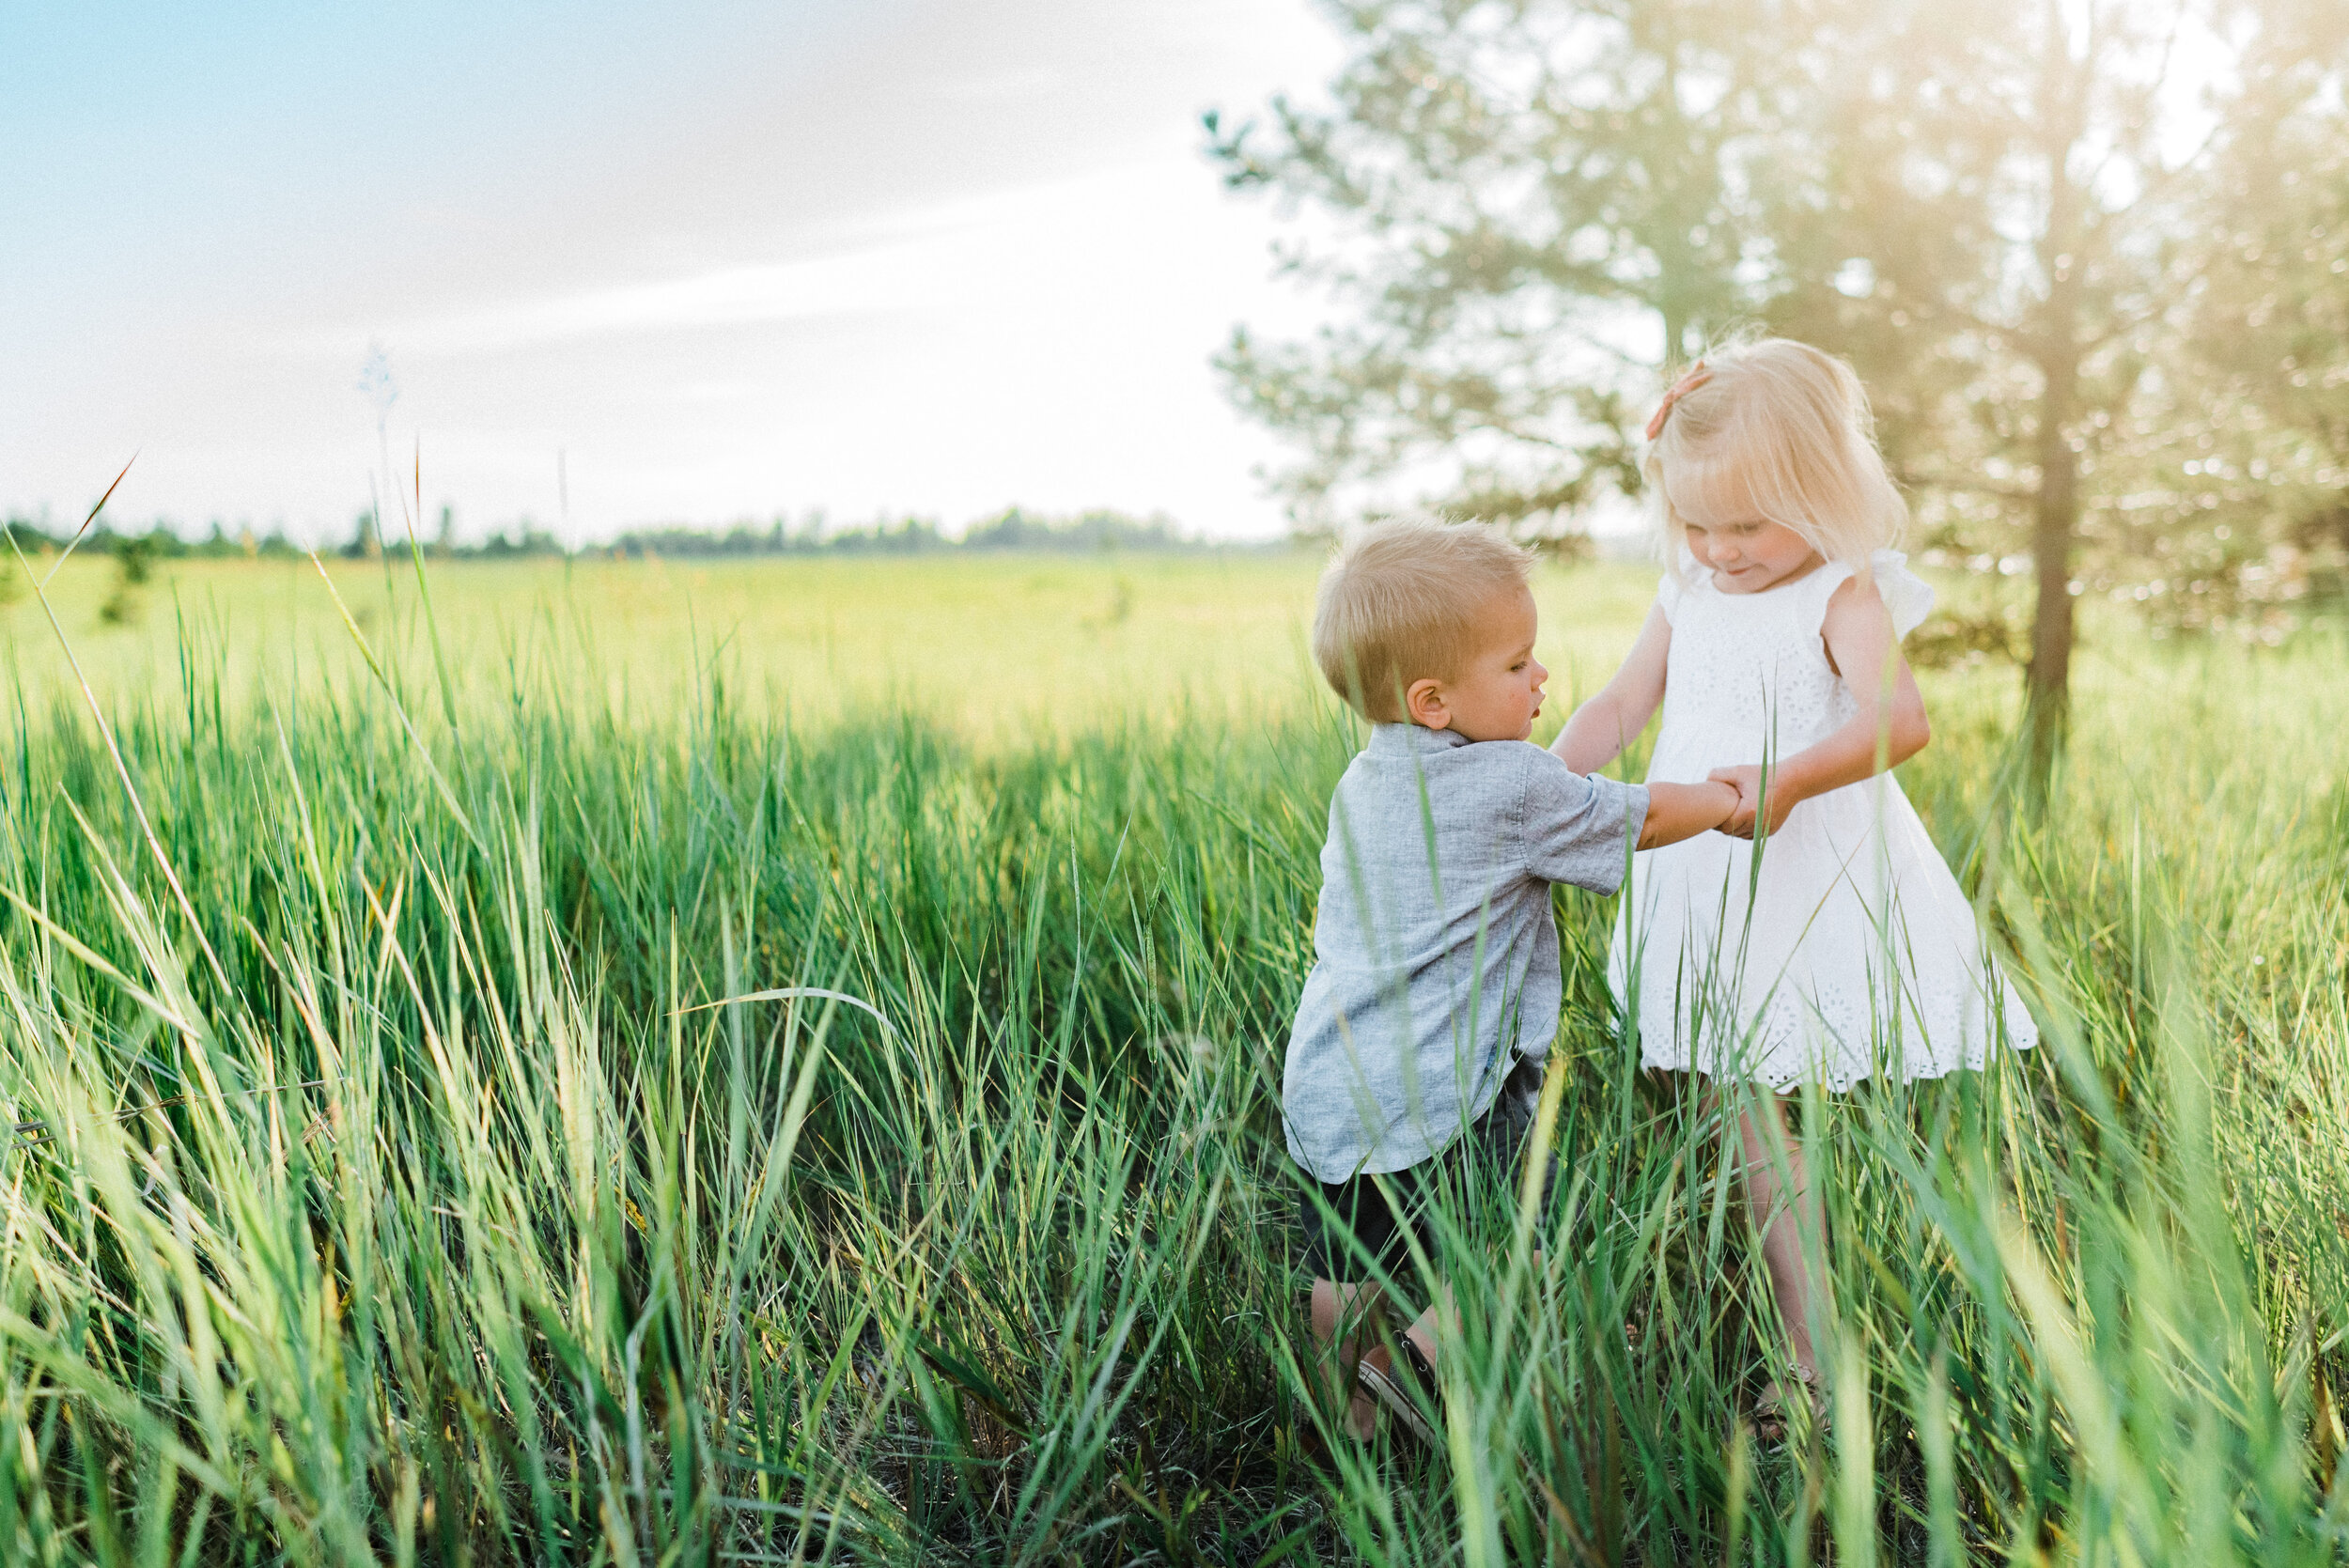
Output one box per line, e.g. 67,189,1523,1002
1706,764,1798,840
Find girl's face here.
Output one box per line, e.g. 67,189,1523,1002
1678,513,1821,593
1666,464,1825,593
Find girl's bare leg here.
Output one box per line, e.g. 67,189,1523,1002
1696,1079,1827,1384
1733,1094,1825,1383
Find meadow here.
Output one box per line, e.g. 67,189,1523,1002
0,546,2341,1565
0,551,1667,737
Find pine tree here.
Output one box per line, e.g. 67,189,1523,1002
1207,0,1805,540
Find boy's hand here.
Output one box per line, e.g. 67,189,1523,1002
1706,764,1797,839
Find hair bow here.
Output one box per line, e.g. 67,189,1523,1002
1644,362,1711,442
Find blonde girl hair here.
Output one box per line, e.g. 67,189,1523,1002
1311,518,1533,723
1644,336,1906,574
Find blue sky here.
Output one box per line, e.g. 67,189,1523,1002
2,0,1344,542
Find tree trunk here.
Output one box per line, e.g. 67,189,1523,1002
2025,4,2087,795
2026,365,2077,784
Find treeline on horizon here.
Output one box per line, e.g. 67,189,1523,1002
0,504,1251,567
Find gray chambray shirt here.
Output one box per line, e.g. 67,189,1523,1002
1282,724,1648,1184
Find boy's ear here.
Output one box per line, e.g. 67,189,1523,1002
1404,676,1449,730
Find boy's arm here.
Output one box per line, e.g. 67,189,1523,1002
1524,754,1735,892
1637,780,1740,849
1549,605,1672,773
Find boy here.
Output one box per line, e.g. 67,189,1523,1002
1285,518,1739,1441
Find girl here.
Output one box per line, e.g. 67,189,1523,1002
1551,336,2037,1435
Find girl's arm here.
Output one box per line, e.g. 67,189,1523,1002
1711,576,1929,838
1549,605,1672,774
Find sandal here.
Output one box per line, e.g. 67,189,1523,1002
1355,1329,1440,1447
1753,1364,1828,1443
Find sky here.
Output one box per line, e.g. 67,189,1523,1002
1,0,1348,545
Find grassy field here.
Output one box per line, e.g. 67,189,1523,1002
0,549,2341,1564
0,552,1675,737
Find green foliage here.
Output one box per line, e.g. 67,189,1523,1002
611,507,1204,560
1208,0,1797,537
2157,3,2349,627
98,533,159,625
1214,0,2349,713
1763,0,2348,722
0,564,2339,1561
5,507,1218,568
3,517,306,564
111,534,156,587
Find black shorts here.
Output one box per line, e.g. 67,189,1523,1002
1299,1058,1558,1281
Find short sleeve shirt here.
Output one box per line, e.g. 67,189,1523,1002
1281,724,1648,1183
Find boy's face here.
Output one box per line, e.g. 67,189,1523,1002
1405,585,1548,742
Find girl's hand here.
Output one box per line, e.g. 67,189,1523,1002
1706,765,1798,839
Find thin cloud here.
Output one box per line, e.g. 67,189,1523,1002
351,240,950,357
318,158,1197,361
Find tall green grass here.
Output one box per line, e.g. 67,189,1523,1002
0,569,2340,1563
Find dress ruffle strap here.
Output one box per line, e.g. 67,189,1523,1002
1867,549,1936,641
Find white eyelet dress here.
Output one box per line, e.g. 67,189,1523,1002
1610,550,2038,1091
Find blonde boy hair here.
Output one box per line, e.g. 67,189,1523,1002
1646,336,1906,573
1311,518,1533,723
